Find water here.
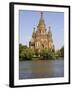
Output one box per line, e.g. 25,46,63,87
19,59,64,79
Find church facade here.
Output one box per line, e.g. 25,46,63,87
29,12,54,53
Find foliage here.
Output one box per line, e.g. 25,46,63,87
55,46,64,58
19,43,64,61
40,48,56,60
55,50,61,58
19,44,34,60
60,46,64,57
34,49,39,56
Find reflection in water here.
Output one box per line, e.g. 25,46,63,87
32,60,49,78
19,59,64,79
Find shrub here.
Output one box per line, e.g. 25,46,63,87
40,48,56,60
19,44,34,61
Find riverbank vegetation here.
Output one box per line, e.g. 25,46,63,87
19,44,64,61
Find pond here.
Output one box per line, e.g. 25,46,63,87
19,59,64,79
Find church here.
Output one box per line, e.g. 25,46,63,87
29,12,54,53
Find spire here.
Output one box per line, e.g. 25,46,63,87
39,11,44,23
38,12,46,29
33,27,35,32
48,26,52,37
41,12,43,18
32,27,35,38
49,26,51,32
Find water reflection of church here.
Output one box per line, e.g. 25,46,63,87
29,12,54,53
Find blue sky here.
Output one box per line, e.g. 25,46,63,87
19,10,64,50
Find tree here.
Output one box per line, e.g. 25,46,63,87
19,44,25,60
60,46,64,57
40,48,56,60
25,48,34,60
19,44,34,60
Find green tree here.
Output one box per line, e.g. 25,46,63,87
19,44,26,60
19,44,34,60
25,48,34,60
55,50,61,58
60,46,64,57
40,48,56,60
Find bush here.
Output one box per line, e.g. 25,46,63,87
60,46,64,57
40,48,56,60
19,44,64,61
19,44,34,61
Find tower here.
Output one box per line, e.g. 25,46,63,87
48,26,53,49
29,12,54,53
37,12,46,34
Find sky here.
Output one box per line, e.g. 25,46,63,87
19,10,64,50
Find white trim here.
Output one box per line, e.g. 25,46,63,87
14,4,69,86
